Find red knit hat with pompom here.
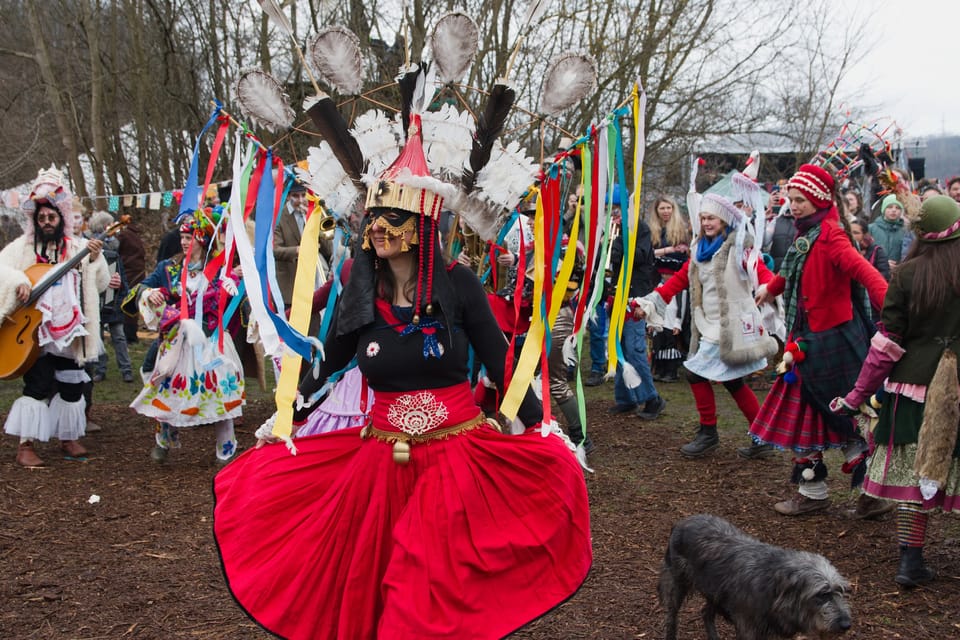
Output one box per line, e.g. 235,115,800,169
787,164,834,209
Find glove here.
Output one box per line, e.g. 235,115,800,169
842,332,904,409
829,396,858,416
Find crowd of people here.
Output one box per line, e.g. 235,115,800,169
3,141,960,635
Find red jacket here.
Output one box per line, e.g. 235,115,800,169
654,255,776,305
766,210,887,332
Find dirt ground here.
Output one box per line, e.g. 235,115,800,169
2,380,959,639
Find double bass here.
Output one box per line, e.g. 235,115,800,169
0,215,130,380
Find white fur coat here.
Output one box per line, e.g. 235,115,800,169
0,235,110,365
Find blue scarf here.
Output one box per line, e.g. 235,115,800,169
695,231,727,263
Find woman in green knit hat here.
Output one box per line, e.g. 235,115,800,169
869,193,906,270
833,194,960,588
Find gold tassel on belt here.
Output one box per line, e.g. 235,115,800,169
361,415,496,465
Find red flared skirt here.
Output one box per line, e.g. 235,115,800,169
749,376,847,452
213,425,591,639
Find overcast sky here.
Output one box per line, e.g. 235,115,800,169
839,1,958,141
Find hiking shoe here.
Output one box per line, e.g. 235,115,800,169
636,396,667,420
680,425,719,458
122,371,135,383
773,495,830,516
608,403,638,415
851,494,896,520
737,442,775,459
585,371,605,387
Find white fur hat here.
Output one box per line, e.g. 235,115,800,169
699,192,742,227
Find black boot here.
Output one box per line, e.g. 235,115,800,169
660,359,680,383
680,424,719,458
895,546,936,588
558,397,593,453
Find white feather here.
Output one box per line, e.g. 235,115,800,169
307,26,364,95
235,69,295,133
421,105,475,179
410,65,439,116
521,0,550,31
475,140,540,213
349,110,402,176
539,53,598,116
429,12,479,84
299,143,360,214
256,0,295,39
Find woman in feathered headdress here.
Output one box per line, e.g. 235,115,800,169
212,91,591,638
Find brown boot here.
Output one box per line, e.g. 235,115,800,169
16,441,44,468
774,494,830,516
61,440,88,458
852,494,896,520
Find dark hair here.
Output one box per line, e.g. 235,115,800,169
32,201,67,262
898,237,960,316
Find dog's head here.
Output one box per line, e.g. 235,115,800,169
797,554,852,636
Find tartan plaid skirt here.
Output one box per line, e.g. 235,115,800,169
750,318,868,452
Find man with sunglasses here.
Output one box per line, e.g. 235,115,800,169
0,167,109,467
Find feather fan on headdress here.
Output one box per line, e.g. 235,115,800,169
307,26,364,95
475,141,540,212
539,53,598,116
429,12,479,84
462,82,516,194
235,69,295,133
304,93,364,183
296,143,360,214
350,110,402,177
421,104,475,179
448,140,539,241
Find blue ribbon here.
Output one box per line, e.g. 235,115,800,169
178,101,222,219
252,151,314,360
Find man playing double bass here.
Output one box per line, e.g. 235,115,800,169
0,167,109,467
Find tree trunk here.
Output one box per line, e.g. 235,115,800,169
26,0,86,198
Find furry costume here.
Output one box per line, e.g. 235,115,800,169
0,234,109,365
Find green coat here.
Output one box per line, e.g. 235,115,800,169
869,217,906,263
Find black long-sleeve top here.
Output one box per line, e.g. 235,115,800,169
298,263,543,427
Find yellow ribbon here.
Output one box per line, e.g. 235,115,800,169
272,205,324,438
500,195,547,420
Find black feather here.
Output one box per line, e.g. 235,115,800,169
858,143,878,176
462,82,516,194
305,96,364,183
396,63,423,139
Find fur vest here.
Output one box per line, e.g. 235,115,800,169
688,234,777,365
0,235,110,365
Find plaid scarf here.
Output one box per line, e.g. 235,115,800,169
778,223,822,332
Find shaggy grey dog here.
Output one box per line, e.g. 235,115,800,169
658,514,851,640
